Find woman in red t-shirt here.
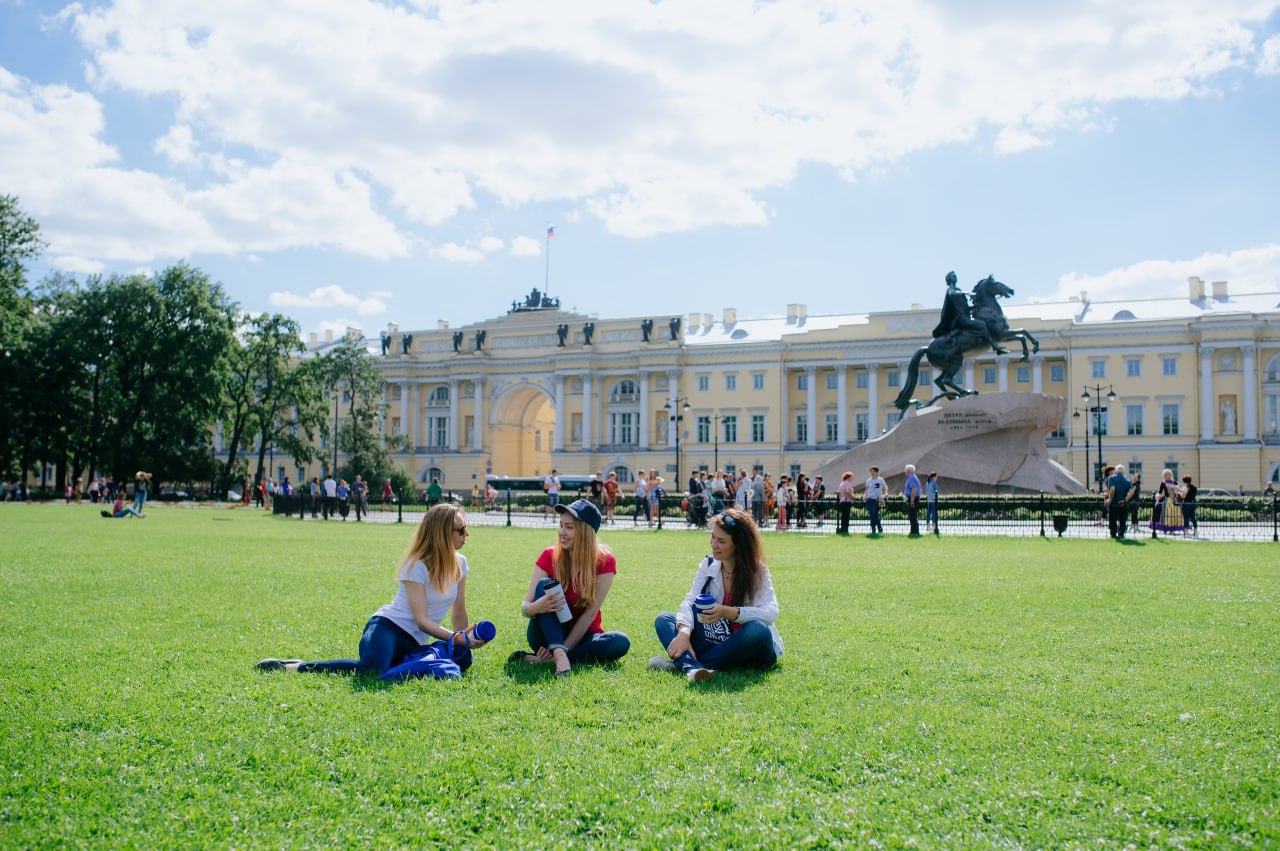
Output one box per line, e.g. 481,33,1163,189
511,499,630,676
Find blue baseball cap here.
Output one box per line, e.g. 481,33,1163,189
555,498,602,532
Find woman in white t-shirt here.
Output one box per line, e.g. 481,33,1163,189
255,503,488,675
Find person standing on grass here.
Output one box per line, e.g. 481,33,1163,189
352,475,368,521
133,471,151,515
865,466,886,534
604,471,620,524
322,472,337,519
836,471,855,535
544,468,561,512
634,472,650,527
510,499,630,676
1180,475,1199,535
903,464,922,536
1104,464,1132,539
255,503,489,676
925,472,941,534
650,508,783,683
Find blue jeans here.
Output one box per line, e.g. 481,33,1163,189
926,501,938,529
134,489,146,513
866,499,883,533
654,611,777,671
1182,503,1197,531
526,578,630,664
298,615,472,675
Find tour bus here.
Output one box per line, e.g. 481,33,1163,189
485,474,593,496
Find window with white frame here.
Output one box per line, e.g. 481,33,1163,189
1050,364,1065,382
856,371,869,389
722,415,738,443
1091,360,1106,379
1126,358,1141,377
752,373,765,391
609,412,634,445
697,375,709,392
610,379,638,402
855,413,869,441
1016,366,1030,384
697,416,711,442
725,373,736,391
751,414,765,442
826,371,838,390
795,415,807,443
797,373,808,391
825,414,839,441
1089,410,1110,436
983,367,997,384
427,416,447,447
885,411,901,429
1161,403,1180,435
428,385,449,406
886,370,900,387
1162,357,1177,376
1125,404,1144,436
1128,462,1143,479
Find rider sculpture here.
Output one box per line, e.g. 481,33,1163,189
933,271,1007,356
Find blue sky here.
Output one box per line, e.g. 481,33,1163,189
3,0,1279,336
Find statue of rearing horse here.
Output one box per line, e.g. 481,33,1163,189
894,275,1040,411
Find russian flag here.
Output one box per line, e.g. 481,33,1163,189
547,225,555,239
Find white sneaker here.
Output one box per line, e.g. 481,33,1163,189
647,656,677,672
686,667,716,683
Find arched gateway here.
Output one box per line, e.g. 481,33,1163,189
489,382,555,478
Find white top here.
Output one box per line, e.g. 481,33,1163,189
865,476,886,500
373,554,469,645
544,474,560,495
676,556,783,656
323,476,337,497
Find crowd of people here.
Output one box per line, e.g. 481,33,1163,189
1102,465,1205,538
256,500,781,684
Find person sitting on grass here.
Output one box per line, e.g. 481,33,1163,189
510,499,630,676
650,507,783,683
255,503,488,675
103,495,144,518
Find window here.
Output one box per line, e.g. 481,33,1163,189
697,416,711,443
751,414,765,443
795,415,807,443
856,372,869,389
426,466,443,484
885,411,901,429
722,415,738,443
826,371,838,390
1162,357,1177,376
725,465,737,478
1165,462,1179,481
609,412,634,445
725,374,736,391
1089,410,1109,436
1128,462,1143,480
610,379,639,402
825,414,839,441
752,373,765,391
1050,423,1066,439
1016,366,1030,384
428,386,449,406
1126,358,1141,377
1125,404,1144,436
1161,404,1180,436
1091,360,1106,379
427,416,447,447
789,464,802,479
797,373,808,391
983,367,997,385
1050,364,1065,383
610,466,634,484
855,413,869,441
697,375,709,392
886,370,900,388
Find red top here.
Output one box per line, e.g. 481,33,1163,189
722,590,743,634
535,546,617,634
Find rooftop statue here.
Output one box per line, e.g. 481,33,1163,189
895,273,1040,411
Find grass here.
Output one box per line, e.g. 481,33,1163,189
0,504,1277,848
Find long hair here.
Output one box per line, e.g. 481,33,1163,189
553,518,610,608
710,507,765,607
399,503,463,593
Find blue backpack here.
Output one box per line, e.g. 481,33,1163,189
380,631,471,681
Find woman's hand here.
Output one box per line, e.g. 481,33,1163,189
666,629,694,660
697,603,738,625
454,627,487,648
527,588,566,616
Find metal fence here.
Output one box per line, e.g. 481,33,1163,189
270,491,1279,542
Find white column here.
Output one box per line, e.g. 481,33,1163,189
410,382,420,447
1031,356,1043,394
667,370,679,448
836,366,848,446
638,371,650,448
1200,346,1215,441
997,359,1008,393
448,379,459,451
399,382,409,435
1243,344,1258,440
867,364,880,434
582,375,594,450
805,366,817,448
473,377,484,450
214,422,224,453
964,359,975,390
554,375,565,451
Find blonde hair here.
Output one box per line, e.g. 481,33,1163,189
399,503,463,593
552,517,609,608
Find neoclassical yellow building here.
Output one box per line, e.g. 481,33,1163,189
298,277,1279,495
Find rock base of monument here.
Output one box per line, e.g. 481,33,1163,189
811,393,1086,495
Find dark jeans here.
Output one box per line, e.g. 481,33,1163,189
323,496,335,519
298,615,472,675
525,578,630,664
1182,503,1197,531
926,501,938,531
906,499,920,535
1108,503,1128,538
867,499,883,533
837,501,852,535
634,496,650,524
752,499,764,526
654,611,777,671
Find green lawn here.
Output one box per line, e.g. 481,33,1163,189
1,505,1276,848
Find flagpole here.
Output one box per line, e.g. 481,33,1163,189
545,224,552,295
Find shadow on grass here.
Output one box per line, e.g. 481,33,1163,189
502,658,627,684
1115,538,1146,547
642,665,777,693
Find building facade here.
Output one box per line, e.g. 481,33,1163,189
291,278,1280,495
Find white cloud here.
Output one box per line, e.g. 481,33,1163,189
268,284,388,315
1,0,1274,269
1052,244,1280,302
509,236,541,257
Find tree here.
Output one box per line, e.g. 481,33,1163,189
319,337,408,485
249,351,328,488
0,196,45,479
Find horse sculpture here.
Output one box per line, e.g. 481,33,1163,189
894,276,1040,411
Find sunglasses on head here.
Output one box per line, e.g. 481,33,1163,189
720,513,738,529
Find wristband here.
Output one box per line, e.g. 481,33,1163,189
520,600,530,617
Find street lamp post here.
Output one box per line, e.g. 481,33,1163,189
1072,406,1090,493
663,398,692,490
1080,384,1116,492
332,386,340,475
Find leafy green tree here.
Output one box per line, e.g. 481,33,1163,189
319,337,408,486
0,196,46,479
249,352,329,488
